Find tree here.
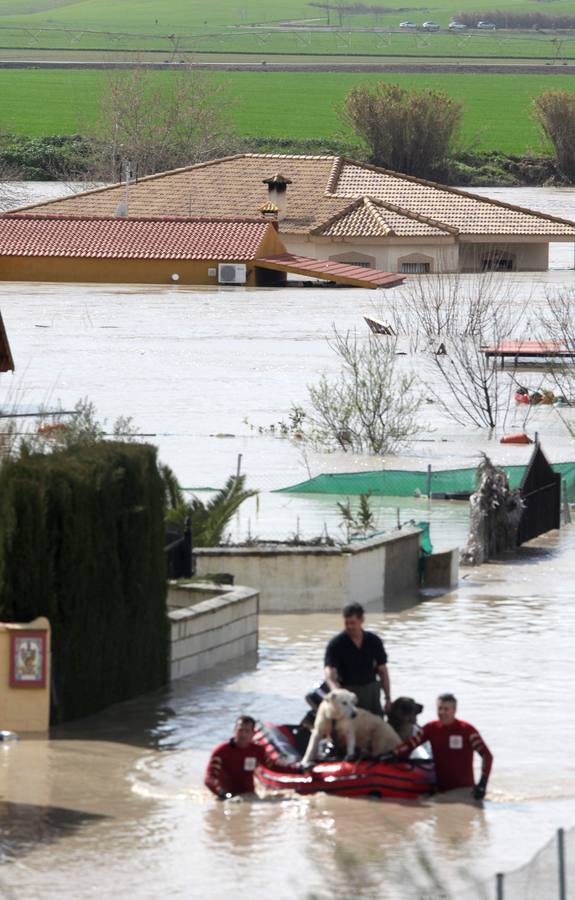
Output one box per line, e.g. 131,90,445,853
533,90,575,181
90,67,240,180
338,493,377,542
162,468,257,547
341,83,463,179
301,327,422,454
388,273,531,430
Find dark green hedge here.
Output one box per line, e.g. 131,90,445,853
0,442,168,723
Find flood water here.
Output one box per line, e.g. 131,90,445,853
0,185,575,897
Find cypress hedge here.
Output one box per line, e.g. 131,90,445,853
0,442,168,722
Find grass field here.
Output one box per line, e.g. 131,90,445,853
0,26,574,59
0,68,567,154
1,0,575,58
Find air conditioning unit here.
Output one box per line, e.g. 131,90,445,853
218,263,247,285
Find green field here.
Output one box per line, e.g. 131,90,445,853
1,0,575,58
0,69,569,154
0,26,573,59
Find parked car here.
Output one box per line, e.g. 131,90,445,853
448,21,466,30
422,21,441,31
399,21,417,29
477,20,496,29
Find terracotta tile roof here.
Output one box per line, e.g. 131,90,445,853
8,154,575,239
331,159,575,237
312,197,454,238
0,215,274,260
256,253,404,288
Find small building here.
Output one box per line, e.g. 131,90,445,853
0,310,14,373
8,154,575,274
0,214,404,289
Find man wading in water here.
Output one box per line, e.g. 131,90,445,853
324,603,391,716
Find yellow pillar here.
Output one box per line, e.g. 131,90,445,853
0,617,51,733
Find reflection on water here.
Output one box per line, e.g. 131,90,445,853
0,801,105,863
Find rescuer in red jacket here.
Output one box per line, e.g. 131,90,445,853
393,693,493,799
205,715,269,799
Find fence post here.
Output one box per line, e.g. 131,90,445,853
426,464,432,499
558,828,566,900
496,872,504,900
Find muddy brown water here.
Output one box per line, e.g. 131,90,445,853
0,185,575,897
1,528,574,898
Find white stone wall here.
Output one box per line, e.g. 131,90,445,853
281,233,553,274
194,528,424,612
168,584,258,680
458,240,549,272
282,235,460,273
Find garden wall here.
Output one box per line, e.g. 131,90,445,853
167,583,258,679
194,528,423,612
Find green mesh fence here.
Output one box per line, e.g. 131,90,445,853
277,462,575,502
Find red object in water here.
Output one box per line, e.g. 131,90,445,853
254,723,436,800
514,391,530,404
500,433,533,445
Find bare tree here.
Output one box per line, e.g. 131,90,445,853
537,286,575,422
90,67,241,180
533,90,575,181
341,83,463,179
301,328,422,454
387,272,533,430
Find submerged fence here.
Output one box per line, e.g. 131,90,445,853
487,827,571,899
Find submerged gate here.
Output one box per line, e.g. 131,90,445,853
517,444,561,546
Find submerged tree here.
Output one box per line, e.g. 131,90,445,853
337,492,377,542
389,273,533,431
533,90,575,181
341,83,463,179
301,328,422,454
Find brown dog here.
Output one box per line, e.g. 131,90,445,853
387,696,424,741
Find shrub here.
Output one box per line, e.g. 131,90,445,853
0,442,168,722
533,90,575,181
341,82,463,180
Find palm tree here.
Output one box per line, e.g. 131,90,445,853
161,465,257,547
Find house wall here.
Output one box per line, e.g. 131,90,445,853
459,241,549,272
194,528,422,612
0,225,286,286
281,234,460,274
168,583,258,680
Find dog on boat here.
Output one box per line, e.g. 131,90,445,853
301,688,401,766
387,697,424,742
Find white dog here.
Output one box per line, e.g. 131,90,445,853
301,688,401,766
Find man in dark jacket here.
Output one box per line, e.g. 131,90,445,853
324,602,391,716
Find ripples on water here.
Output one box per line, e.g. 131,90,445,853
1,185,575,897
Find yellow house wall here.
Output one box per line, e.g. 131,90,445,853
0,224,286,286
0,617,51,732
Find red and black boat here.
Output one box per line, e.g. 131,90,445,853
254,723,436,800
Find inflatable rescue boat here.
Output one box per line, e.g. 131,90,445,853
254,723,436,800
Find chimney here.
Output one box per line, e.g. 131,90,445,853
262,173,292,218
259,201,279,229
